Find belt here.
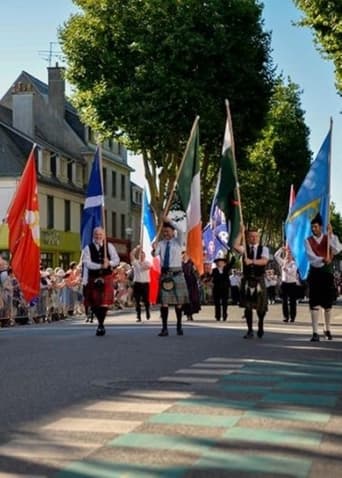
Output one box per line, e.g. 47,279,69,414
162,269,182,276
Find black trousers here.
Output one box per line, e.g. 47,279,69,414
133,282,150,318
281,282,297,320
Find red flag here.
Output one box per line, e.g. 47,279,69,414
7,146,40,302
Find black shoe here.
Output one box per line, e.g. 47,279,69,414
216,318,221,321
257,329,264,338
324,330,333,340
158,329,169,337
243,331,254,339
177,328,184,336
310,333,320,342
290,319,295,322
136,318,142,322
96,325,105,336
146,313,150,320
223,317,227,321
283,318,289,323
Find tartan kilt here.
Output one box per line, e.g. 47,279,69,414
159,271,189,306
84,275,114,308
240,276,268,314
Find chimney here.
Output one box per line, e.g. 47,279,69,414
48,63,65,118
12,81,34,138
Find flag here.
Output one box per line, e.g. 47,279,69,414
177,118,204,275
288,184,296,215
285,128,331,279
141,187,160,304
214,108,241,248
7,145,40,302
81,147,104,249
202,205,229,263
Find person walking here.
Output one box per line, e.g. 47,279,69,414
152,217,188,336
274,246,298,323
130,245,151,322
234,226,269,339
305,213,342,342
182,251,201,321
82,227,120,336
229,269,241,305
211,252,233,321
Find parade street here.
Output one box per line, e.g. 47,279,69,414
0,302,341,478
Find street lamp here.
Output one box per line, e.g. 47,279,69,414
125,227,133,256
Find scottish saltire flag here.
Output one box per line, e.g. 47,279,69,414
285,128,331,279
81,147,104,249
142,187,160,304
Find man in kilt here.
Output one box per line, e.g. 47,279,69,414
234,227,269,339
82,227,120,336
152,218,189,336
305,213,342,342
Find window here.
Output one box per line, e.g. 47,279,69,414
47,195,54,229
67,161,73,182
111,171,116,197
121,174,126,200
50,153,57,177
64,200,71,232
120,214,126,238
40,252,53,268
111,211,117,237
102,167,107,195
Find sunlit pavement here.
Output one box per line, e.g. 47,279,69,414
0,302,341,477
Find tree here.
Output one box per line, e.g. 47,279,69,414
294,0,342,95
59,0,274,220
239,77,312,246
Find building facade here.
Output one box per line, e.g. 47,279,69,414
0,66,142,267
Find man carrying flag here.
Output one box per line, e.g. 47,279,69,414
7,145,40,303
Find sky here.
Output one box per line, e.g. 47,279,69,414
0,0,341,212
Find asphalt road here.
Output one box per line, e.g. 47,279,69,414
0,302,341,478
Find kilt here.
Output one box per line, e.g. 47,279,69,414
308,267,335,309
159,270,189,306
240,276,268,315
84,274,114,308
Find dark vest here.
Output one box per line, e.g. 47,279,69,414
243,244,266,278
88,243,112,277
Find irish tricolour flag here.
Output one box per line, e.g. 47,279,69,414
177,118,203,275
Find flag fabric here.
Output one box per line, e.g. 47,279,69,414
214,111,241,248
141,187,160,304
285,128,331,279
202,204,229,263
7,146,40,302
288,184,296,215
177,119,203,275
81,147,104,249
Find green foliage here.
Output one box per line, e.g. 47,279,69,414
294,0,342,95
59,0,274,217
239,77,312,246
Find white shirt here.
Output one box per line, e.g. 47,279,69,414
305,233,342,268
82,241,120,284
154,221,185,269
274,249,298,283
131,259,151,283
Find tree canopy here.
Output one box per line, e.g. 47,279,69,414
239,77,312,246
59,0,274,218
294,0,342,95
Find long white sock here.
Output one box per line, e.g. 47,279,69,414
324,308,331,332
310,308,321,334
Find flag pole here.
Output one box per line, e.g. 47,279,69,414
98,143,108,260
156,115,200,237
225,99,246,251
326,117,333,260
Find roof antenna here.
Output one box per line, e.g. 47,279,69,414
38,42,64,67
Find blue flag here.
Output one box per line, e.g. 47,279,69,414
80,147,104,249
285,128,331,279
202,203,229,263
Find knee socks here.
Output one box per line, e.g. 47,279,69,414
310,307,321,334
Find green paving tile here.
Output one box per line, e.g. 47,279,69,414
246,408,331,423
196,450,311,477
149,412,240,428
220,384,272,393
275,381,342,392
223,426,322,446
222,373,280,383
57,460,186,478
108,432,214,454
263,392,337,407
177,397,256,410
